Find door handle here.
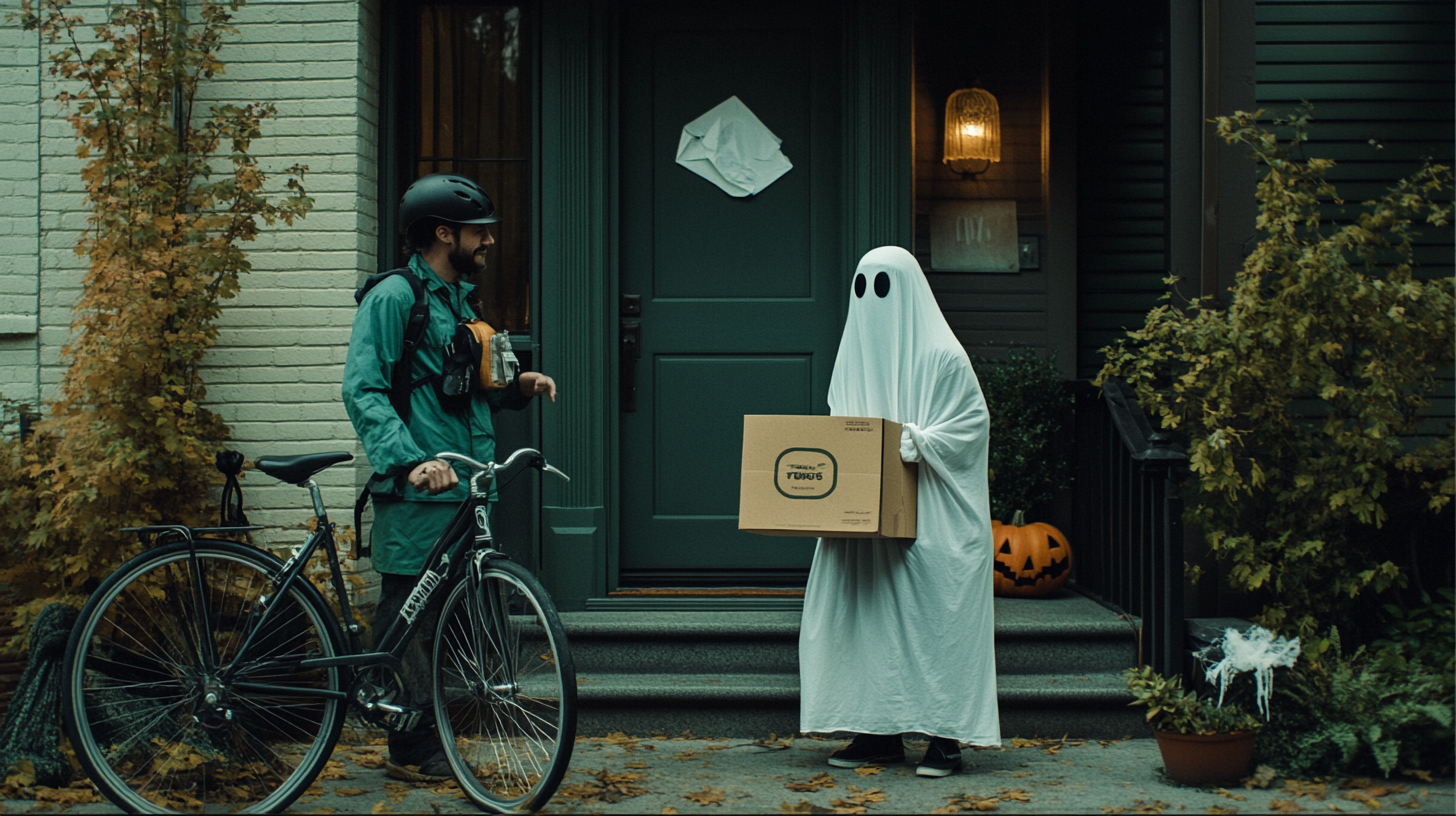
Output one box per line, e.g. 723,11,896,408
620,320,642,413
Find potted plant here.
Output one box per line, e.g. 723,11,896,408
1125,626,1299,786
975,347,1073,597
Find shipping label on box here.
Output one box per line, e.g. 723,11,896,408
738,415,917,539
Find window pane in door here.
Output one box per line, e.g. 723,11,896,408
417,4,531,334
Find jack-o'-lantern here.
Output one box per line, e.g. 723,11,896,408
991,510,1072,597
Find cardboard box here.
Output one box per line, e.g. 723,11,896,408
738,415,917,539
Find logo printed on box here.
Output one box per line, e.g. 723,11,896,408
774,448,837,499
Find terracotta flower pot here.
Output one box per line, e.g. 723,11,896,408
1152,729,1257,787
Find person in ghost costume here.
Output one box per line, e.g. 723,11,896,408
798,245,1001,778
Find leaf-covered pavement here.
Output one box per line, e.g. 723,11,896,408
1,732,1450,814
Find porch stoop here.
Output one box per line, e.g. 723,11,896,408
563,589,1150,740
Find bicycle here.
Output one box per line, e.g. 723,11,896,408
61,447,577,814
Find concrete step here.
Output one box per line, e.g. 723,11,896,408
560,589,1147,740
563,593,1139,676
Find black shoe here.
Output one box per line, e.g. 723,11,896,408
827,733,905,768
385,747,453,782
386,729,454,782
915,737,963,778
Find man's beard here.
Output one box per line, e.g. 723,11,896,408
447,244,484,279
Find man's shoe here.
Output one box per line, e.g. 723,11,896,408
915,737,963,778
827,733,905,768
386,729,454,782
385,748,453,782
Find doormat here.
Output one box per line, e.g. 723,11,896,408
607,588,805,598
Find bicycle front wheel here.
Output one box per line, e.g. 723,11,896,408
433,557,577,812
63,539,346,814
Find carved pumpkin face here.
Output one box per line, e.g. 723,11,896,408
991,516,1072,597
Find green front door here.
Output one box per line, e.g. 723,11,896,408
616,1,844,586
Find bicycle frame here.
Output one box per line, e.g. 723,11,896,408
201,452,521,723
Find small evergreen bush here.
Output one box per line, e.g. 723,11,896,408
974,347,1072,521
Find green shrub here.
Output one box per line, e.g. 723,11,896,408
1253,628,1453,778
974,347,1072,521
1097,109,1455,645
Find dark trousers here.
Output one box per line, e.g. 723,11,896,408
374,572,443,759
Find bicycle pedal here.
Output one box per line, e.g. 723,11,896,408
384,707,427,733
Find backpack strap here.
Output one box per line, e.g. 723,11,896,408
354,485,373,559
356,268,430,424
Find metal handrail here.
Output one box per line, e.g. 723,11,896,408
1073,378,1189,678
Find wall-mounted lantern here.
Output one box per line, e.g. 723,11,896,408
943,87,1001,175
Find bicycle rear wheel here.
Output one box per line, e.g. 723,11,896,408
433,557,576,812
63,539,346,814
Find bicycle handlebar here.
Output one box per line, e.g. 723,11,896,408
435,448,571,483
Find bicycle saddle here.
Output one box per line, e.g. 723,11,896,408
254,451,354,485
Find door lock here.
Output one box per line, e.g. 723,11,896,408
620,320,642,413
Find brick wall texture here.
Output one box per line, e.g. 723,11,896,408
0,1,381,552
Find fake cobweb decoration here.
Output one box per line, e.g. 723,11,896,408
1194,625,1300,720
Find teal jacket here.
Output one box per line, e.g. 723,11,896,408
343,253,530,504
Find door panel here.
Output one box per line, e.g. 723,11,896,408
618,2,842,583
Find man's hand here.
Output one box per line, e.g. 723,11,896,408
519,372,558,402
408,459,459,495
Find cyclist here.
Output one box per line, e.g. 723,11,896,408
343,173,557,782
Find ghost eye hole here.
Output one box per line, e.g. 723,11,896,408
874,271,890,298
854,273,866,298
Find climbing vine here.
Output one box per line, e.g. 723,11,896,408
0,0,312,621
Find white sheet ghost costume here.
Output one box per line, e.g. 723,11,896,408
798,246,1001,745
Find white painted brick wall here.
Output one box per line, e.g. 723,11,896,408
197,0,378,548
5,1,383,571
0,10,40,408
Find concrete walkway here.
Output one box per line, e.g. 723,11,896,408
7,731,1452,814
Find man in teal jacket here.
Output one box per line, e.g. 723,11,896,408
343,173,556,781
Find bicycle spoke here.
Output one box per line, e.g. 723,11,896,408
67,543,344,814
434,561,575,812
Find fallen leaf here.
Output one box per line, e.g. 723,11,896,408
674,750,700,761
333,788,367,797
841,785,887,805
383,782,411,803
1340,791,1381,809
626,761,649,769
664,809,680,815
786,772,836,792
370,804,392,815
1268,800,1305,814
685,786,726,806
1010,772,1032,778
853,765,883,778
1215,789,1248,801
1245,766,1278,790
1284,780,1328,800
1205,808,1239,815
555,768,648,803
1399,770,1433,783
998,789,1033,802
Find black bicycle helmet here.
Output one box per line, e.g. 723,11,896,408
398,173,500,234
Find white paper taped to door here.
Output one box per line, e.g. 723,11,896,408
675,95,793,197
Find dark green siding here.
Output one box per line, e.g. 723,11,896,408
1256,0,1454,424
1075,1,1170,380
1256,0,1455,279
